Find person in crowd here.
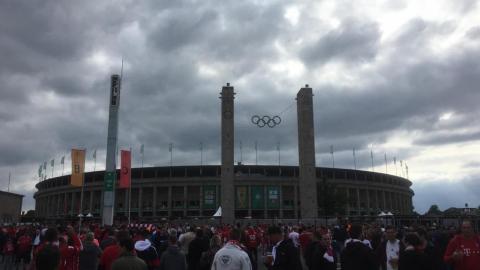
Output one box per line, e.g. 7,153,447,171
79,232,102,270
32,227,61,270
416,227,445,270
212,228,252,270
179,227,196,257
376,225,405,270
265,226,302,270
151,226,169,259
444,220,480,270
59,235,80,270
100,227,117,250
298,226,313,255
159,229,187,270
36,244,61,270
311,231,337,270
398,233,429,270
340,223,378,270
244,225,260,269
303,230,321,270
288,226,300,247
16,228,33,269
134,229,160,270
332,224,348,257
111,237,148,270
187,228,209,270
99,230,130,270
198,235,222,270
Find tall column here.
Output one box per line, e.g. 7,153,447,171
103,74,122,226
220,83,235,224
296,85,318,219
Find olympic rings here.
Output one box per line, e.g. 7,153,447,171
251,115,282,128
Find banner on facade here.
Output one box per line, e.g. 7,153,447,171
251,186,264,209
203,186,216,209
119,150,131,189
236,186,248,209
70,149,85,187
267,186,280,209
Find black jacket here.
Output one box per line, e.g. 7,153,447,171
270,239,302,270
341,241,378,270
398,249,430,270
311,244,337,270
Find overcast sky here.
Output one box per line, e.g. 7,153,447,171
1,0,479,213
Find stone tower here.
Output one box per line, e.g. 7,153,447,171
220,83,235,224
296,85,318,219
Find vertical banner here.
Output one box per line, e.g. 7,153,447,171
203,186,216,209
119,150,131,188
251,186,264,209
267,186,280,209
236,186,248,209
70,149,86,186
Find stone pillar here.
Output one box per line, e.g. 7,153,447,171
220,83,235,224
296,85,318,219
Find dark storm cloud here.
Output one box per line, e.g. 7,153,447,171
414,130,480,145
0,0,479,212
300,19,380,66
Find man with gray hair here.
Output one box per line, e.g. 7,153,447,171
159,229,187,270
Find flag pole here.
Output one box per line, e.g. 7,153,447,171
384,153,388,174
330,145,335,168
52,160,54,178
62,158,65,176
370,149,374,172
93,150,97,172
353,148,357,170
394,157,397,176
255,141,258,165
78,149,86,233
277,142,281,166
239,141,243,163
200,142,203,166
8,172,11,192
128,149,132,225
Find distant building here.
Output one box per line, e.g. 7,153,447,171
0,190,24,224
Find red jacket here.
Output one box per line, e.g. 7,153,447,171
444,234,480,270
99,245,122,270
60,244,80,270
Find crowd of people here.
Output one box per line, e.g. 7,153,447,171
0,219,479,270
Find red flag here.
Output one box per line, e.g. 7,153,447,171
120,150,131,188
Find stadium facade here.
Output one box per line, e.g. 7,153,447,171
34,82,414,222
34,165,414,221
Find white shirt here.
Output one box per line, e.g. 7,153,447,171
386,239,400,270
212,242,252,270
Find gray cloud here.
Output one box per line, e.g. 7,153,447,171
300,19,380,66
0,0,479,212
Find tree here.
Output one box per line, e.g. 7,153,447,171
426,204,443,215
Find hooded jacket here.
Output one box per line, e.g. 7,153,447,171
159,245,187,270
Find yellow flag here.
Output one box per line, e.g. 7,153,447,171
71,149,86,186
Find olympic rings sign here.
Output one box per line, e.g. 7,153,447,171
251,115,282,128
